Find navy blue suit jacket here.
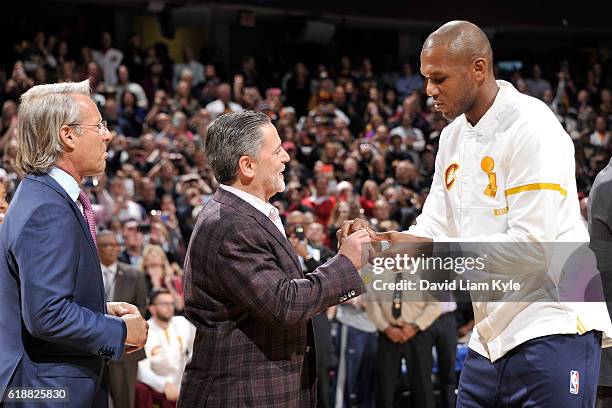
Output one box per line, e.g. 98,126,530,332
0,174,126,407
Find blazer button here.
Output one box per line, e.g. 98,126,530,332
305,346,312,353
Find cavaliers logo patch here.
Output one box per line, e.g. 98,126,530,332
444,163,459,190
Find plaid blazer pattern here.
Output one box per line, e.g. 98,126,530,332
178,188,366,407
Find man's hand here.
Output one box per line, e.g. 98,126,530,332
373,231,433,258
384,326,408,343
164,382,180,402
373,231,433,244
124,345,142,354
401,324,419,341
338,229,372,270
107,302,141,317
110,303,144,353
337,219,376,248
121,313,148,349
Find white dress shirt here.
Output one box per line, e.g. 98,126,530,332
137,316,196,393
48,167,85,217
219,184,286,238
101,262,117,301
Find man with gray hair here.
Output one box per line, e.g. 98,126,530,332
0,80,148,407
179,110,371,407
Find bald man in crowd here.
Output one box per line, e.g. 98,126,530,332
340,20,612,407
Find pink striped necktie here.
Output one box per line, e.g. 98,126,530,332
78,190,97,247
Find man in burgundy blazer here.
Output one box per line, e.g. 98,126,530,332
179,110,371,407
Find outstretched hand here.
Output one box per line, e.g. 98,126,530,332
107,302,141,317
336,219,376,248
372,231,433,244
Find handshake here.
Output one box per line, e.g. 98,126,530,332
336,219,433,270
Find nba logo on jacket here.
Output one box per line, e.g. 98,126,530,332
570,370,580,395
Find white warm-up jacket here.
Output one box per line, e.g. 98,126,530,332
407,80,612,362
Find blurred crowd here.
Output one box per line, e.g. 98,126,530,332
0,28,611,407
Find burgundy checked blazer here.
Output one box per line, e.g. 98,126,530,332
178,187,366,407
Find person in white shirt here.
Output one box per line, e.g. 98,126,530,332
589,115,611,148
340,20,612,408
389,111,426,152
135,289,196,407
205,83,243,119
173,46,205,88
115,65,148,110
92,32,123,88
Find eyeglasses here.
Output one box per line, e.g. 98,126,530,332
67,120,108,135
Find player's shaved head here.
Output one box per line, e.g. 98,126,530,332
422,20,493,71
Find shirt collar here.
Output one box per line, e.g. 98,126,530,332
48,167,80,202
220,184,276,219
463,79,510,132
103,262,118,275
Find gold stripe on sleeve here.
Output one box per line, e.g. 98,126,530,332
505,183,567,197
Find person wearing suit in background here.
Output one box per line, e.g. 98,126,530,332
178,110,371,407
98,230,148,408
0,80,148,407
286,210,337,408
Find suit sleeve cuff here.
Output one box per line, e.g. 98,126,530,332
106,315,127,361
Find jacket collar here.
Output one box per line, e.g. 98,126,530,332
213,188,302,274
26,173,99,261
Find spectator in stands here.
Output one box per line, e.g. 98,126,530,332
173,46,205,88
285,210,336,408
331,284,377,408
205,82,242,119
395,62,423,99
142,61,172,107
98,230,148,408
327,200,351,249
92,31,123,88
140,244,184,313
526,64,551,100
367,286,441,408
171,80,200,118
119,219,145,266
590,115,611,148
303,175,337,224
118,90,146,137
135,288,196,408
116,65,148,109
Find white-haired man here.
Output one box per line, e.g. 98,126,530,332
0,80,147,407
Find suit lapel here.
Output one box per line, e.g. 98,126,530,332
27,173,105,308
112,265,126,302
27,174,99,260
253,214,303,275
214,188,302,274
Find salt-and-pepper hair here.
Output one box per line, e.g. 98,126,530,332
204,110,271,184
16,79,91,175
